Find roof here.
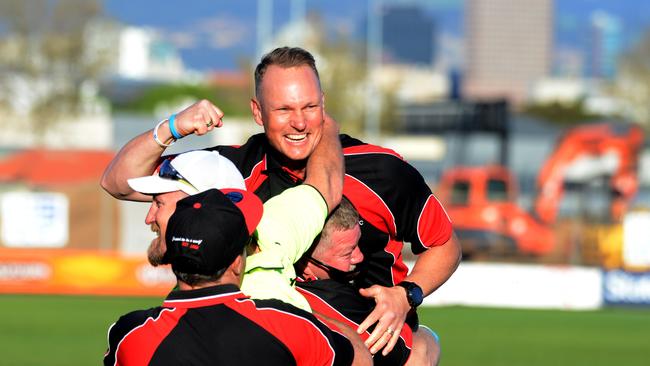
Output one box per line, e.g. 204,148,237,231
0,149,115,185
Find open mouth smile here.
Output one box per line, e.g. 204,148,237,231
285,134,307,142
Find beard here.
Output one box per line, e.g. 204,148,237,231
147,224,166,266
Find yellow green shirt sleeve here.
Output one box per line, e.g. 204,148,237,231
241,185,328,311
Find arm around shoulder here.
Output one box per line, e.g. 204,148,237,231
304,114,344,213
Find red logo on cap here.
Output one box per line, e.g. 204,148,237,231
193,203,202,209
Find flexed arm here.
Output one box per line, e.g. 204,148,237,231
303,114,344,213
100,100,224,201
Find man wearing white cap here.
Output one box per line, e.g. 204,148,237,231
120,117,343,311
127,149,246,268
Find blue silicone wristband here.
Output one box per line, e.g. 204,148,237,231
168,114,183,139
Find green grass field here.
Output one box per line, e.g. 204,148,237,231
1,294,649,365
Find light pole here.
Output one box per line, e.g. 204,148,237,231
256,0,273,60
365,0,383,139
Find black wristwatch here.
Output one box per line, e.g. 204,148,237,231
397,281,424,308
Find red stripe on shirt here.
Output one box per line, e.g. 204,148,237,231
296,286,413,348
115,308,186,365
296,287,363,339
417,195,453,247
343,174,396,236
244,156,268,192
227,299,337,366
163,291,247,308
343,145,404,159
386,238,409,284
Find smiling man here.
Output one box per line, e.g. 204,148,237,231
101,46,461,357
129,151,246,267
118,115,345,312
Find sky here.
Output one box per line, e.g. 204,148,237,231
103,0,650,72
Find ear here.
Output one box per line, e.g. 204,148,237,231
250,98,264,127
231,254,245,276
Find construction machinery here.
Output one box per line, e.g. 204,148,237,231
436,165,554,259
437,123,645,264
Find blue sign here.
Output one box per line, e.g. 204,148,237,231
603,270,650,306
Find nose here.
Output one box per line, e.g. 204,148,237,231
289,111,306,131
145,203,157,225
351,246,364,265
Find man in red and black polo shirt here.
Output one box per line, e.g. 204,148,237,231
101,46,461,356
104,189,370,366
295,197,441,365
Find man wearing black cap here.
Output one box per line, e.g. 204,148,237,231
115,116,343,312
104,189,371,366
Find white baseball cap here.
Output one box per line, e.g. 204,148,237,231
127,150,246,195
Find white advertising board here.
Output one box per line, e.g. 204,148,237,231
623,211,650,268
1,192,69,248
419,262,603,310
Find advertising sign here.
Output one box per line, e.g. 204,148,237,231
1,192,69,248
0,248,175,296
603,270,650,306
623,211,650,268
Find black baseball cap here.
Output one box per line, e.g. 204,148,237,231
164,188,263,275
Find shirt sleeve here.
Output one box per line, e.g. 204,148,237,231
353,153,453,254
255,184,328,263
241,184,327,311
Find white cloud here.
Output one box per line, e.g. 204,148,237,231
156,14,250,51
195,15,249,49
167,31,199,49
208,30,245,48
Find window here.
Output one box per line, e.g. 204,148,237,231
487,179,508,202
451,181,470,205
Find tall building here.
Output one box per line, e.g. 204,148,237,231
588,10,622,79
382,5,436,65
464,0,553,105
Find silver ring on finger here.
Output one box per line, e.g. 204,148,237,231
386,327,394,335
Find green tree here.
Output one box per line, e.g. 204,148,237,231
0,0,111,136
612,28,650,129
521,99,606,126
115,83,251,117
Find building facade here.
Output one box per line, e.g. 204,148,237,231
464,0,553,106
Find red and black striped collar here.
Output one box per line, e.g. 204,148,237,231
163,284,249,308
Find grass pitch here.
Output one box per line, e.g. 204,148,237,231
1,294,649,365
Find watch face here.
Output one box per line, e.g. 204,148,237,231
410,285,424,306
400,281,424,307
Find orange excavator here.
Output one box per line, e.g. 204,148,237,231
437,123,645,261
436,165,554,258
534,123,644,224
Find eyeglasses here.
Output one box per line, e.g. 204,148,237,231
158,159,185,181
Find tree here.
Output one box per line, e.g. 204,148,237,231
612,28,650,130
521,99,606,126
0,0,112,136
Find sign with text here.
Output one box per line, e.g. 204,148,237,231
0,248,174,296
603,270,650,306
